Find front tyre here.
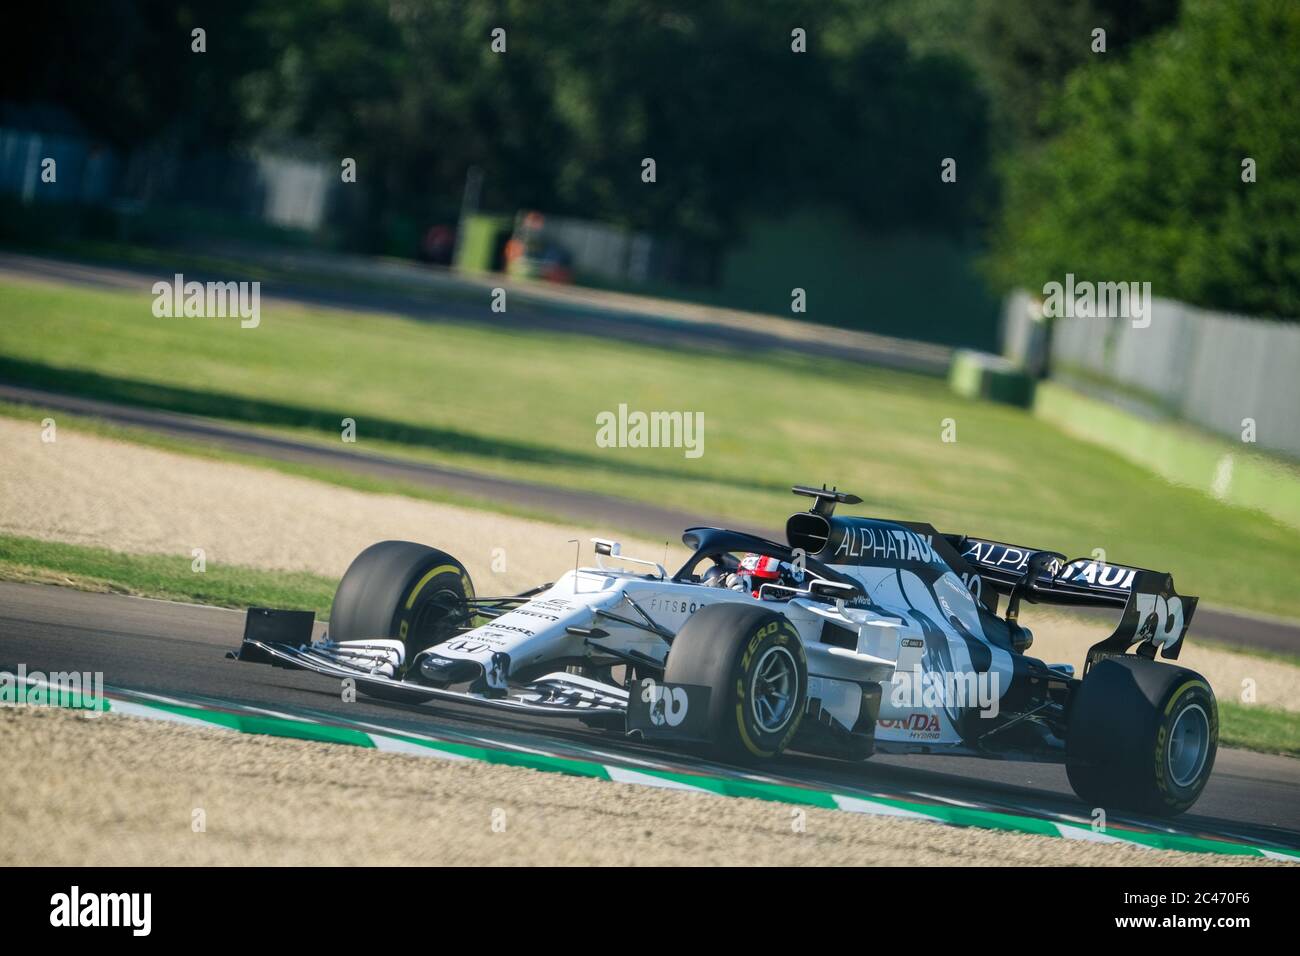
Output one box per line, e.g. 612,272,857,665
665,604,806,762
329,541,474,661
1066,656,1217,816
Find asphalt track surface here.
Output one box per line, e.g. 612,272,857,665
3,581,1297,852
1,380,1295,656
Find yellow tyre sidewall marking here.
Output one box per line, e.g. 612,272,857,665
398,563,469,641
735,622,804,758
405,564,461,610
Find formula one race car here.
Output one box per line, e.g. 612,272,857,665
237,485,1217,816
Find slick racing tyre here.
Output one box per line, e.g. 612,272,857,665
329,541,474,660
665,604,806,762
1066,656,1217,817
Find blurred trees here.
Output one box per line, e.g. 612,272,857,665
3,0,992,248
966,0,1180,142
3,0,275,149
988,0,1300,318
5,0,1295,317
846,0,1180,143
234,0,995,245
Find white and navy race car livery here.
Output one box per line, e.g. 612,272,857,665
236,484,1216,816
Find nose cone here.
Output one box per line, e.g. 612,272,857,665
416,654,480,686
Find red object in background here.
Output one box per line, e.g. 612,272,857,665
538,261,574,283
505,210,575,283
504,236,525,266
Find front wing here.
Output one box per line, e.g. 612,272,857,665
235,608,628,719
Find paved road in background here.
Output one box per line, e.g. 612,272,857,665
2,582,1297,851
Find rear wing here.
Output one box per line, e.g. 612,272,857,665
946,534,1197,662
947,535,1141,608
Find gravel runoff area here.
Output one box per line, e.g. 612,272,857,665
2,414,1297,713
1,707,1275,867
0,415,689,593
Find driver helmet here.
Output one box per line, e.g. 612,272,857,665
738,553,786,598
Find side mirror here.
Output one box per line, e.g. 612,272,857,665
592,538,621,556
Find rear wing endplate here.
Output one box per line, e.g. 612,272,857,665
1086,569,1198,666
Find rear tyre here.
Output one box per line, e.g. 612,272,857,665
328,541,474,662
665,604,806,762
1066,656,1217,816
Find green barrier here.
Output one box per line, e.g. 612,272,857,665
948,350,1035,408
453,213,512,273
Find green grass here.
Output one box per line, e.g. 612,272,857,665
3,275,1300,618
1,531,1294,757
0,534,335,617
1218,701,1300,757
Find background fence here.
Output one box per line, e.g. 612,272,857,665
0,127,333,232
1003,289,1300,460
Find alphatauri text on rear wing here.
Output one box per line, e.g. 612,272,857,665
948,534,1149,607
